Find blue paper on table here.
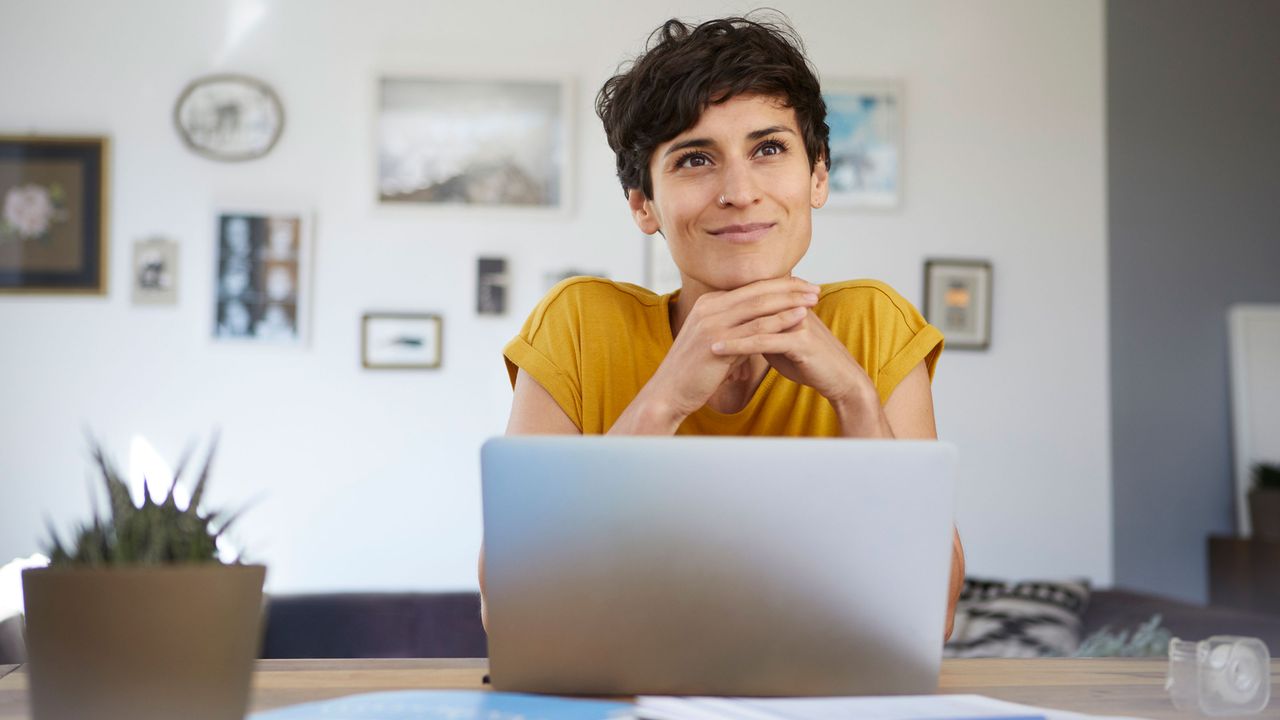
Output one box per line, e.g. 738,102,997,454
250,690,631,720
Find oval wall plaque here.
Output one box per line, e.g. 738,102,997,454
173,74,284,162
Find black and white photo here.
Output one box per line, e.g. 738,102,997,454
132,236,178,305
214,212,307,343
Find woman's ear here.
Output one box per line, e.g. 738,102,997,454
628,189,661,235
810,158,830,209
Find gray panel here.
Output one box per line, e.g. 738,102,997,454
1108,0,1280,602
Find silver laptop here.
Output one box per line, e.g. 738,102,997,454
480,436,957,696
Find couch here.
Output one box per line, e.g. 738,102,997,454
3,588,1277,662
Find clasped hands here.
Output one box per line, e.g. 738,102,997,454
652,277,878,422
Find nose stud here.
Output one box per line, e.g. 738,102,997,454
717,195,728,208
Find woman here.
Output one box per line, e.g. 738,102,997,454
485,14,964,638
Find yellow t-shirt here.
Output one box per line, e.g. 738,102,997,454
503,277,944,436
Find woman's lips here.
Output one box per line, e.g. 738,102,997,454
708,222,775,243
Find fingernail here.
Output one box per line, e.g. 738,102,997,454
804,293,819,303
711,341,725,353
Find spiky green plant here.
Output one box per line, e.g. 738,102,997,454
1254,463,1280,491
44,435,245,566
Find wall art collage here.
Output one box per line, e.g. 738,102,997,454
1,71,991,355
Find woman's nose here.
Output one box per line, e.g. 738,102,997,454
717,160,761,207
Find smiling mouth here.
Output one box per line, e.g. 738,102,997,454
708,222,775,243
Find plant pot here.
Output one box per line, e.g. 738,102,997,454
21,564,266,720
1250,488,1280,542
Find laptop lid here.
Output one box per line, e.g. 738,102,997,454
481,436,957,696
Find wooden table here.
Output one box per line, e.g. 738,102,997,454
1,658,1277,719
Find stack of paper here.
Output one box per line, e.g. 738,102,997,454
250,690,630,719
250,690,1148,720
631,694,1146,720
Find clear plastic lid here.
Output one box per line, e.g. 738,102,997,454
1166,636,1271,715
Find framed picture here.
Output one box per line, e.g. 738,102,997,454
213,211,310,344
0,136,108,294
132,235,178,305
924,259,992,350
377,77,568,209
362,313,442,369
173,74,285,162
822,79,903,209
476,257,508,316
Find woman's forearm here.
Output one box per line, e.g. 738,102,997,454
945,527,965,640
832,387,896,439
606,381,687,435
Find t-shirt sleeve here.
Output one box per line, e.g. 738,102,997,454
502,279,585,430
870,283,945,406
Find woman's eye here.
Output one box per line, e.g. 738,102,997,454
757,141,785,157
676,152,710,169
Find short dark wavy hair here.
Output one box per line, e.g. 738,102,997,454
596,13,830,200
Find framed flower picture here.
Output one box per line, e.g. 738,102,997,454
0,136,108,294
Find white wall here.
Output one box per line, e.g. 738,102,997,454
0,0,1109,593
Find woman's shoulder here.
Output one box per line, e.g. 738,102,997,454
522,276,666,336
544,276,666,306
816,279,929,330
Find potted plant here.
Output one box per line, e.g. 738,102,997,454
1250,463,1280,542
21,436,265,720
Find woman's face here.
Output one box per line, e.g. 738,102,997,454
629,93,829,293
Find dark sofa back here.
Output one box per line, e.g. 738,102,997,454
261,592,487,659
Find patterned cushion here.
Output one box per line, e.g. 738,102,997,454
944,577,1091,658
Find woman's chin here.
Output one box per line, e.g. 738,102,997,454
703,268,793,291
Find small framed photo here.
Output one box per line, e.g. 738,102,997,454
476,257,508,316
132,235,178,305
377,77,568,209
213,210,310,344
924,259,992,350
362,313,443,369
822,79,903,209
0,136,108,294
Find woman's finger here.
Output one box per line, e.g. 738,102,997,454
715,289,819,328
710,331,801,356
697,277,819,319
723,306,808,341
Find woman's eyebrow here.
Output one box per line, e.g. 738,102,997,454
746,125,794,141
662,126,796,158
663,137,714,158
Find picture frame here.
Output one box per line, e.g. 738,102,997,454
476,257,509,316
923,259,992,350
822,79,903,209
0,135,108,294
361,313,443,370
173,74,285,162
132,235,178,305
213,210,311,344
376,76,570,210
